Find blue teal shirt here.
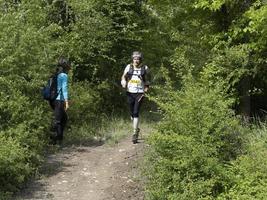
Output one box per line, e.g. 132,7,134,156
56,72,68,101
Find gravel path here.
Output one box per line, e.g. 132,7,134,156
15,136,147,200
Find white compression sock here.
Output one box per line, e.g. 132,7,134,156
133,117,139,131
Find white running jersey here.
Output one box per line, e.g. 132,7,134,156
124,64,149,93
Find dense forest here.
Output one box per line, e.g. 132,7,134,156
0,0,266,199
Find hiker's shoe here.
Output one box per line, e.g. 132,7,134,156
57,139,63,146
132,128,140,144
49,139,57,145
132,134,138,144
136,128,140,137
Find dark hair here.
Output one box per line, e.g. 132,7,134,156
57,57,71,73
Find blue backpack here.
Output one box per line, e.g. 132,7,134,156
42,74,59,101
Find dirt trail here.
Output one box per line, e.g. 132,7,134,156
16,135,147,200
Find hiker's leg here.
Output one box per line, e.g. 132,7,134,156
54,101,65,142
49,100,55,110
127,92,135,119
59,110,68,143
132,93,144,120
132,93,144,143
62,110,68,133
133,117,139,130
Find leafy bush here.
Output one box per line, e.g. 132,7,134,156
217,125,267,200
0,135,33,194
0,0,149,195
65,81,108,143
145,78,244,199
0,76,47,195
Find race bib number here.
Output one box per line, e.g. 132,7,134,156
129,79,141,84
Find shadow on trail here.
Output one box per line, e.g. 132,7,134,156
14,139,105,200
42,139,105,177
15,181,51,200
15,160,74,200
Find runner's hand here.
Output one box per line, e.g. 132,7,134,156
144,86,149,93
121,79,126,88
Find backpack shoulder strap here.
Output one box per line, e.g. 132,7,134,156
126,64,147,81
128,64,134,74
141,65,146,76
126,64,134,80
139,65,147,81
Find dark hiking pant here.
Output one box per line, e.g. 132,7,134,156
126,92,144,118
53,100,68,142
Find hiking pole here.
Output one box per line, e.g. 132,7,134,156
138,94,144,102
260,109,267,114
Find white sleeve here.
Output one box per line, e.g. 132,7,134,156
145,65,149,73
123,64,131,75
121,65,130,88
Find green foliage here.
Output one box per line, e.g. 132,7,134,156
0,0,151,194
0,0,113,194
146,0,267,116
194,0,226,11
0,76,47,194
65,81,108,144
69,82,103,125
203,1,267,88
0,135,33,193
0,3,51,190
217,124,267,199
144,1,267,199
0,0,266,198
145,77,244,199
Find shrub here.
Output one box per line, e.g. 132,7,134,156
0,136,33,193
0,77,47,195
65,81,109,143
145,78,244,199
217,125,267,200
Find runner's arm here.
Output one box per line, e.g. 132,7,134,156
121,65,130,88
144,66,150,92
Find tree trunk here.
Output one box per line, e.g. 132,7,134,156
239,76,251,121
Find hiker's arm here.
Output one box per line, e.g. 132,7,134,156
121,73,127,88
144,66,150,92
61,74,69,110
121,65,129,88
